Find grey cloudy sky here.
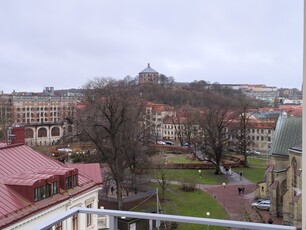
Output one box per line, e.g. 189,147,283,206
0,0,303,93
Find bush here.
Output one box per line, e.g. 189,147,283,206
178,175,196,192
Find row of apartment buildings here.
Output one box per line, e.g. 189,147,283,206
145,101,302,153
0,87,78,146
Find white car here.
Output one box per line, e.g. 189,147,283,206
157,141,166,145
248,150,260,155
251,200,270,211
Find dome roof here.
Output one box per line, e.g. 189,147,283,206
140,63,158,74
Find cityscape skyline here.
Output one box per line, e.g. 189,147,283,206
0,1,303,93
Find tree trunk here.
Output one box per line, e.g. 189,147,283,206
115,179,123,210
214,156,221,175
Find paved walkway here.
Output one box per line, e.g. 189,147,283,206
199,171,283,225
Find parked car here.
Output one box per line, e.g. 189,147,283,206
157,141,166,145
251,200,270,211
165,140,174,145
247,150,261,155
227,147,238,152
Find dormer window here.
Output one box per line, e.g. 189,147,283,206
34,181,58,202
65,174,78,190
51,181,58,195
34,184,51,202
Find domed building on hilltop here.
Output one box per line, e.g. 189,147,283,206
139,63,159,84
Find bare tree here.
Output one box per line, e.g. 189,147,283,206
0,97,13,140
230,98,258,167
171,107,200,156
197,104,232,175
155,159,172,201
76,77,146,210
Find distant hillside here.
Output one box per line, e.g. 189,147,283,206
138,84,268,109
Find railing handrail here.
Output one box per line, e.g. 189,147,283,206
35,207,296,230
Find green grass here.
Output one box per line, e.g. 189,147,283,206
237,156,268,183
133,183,228,230
170,169,229,185
234,167,266,183
247,157,268,168
168,154,196,163
153,153,266,184
150,169,229,185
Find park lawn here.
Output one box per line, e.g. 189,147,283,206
247,157,269,168
133,183,228,230
234,167,266,183
167,154,197,163
169,169,229,185
151,169,229,185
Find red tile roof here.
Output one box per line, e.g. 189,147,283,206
0,144,102,229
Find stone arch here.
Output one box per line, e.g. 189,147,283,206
25,128,34,138
38,127,47,138
51,127,60,137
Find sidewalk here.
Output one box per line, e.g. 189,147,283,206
199,171,283,225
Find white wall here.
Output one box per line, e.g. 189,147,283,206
4,188,100,230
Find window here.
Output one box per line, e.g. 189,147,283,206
51,127,60,136
25,128,34,138
55,222,62,230
51,181,58,195
66,176,72,189
292,158,298,197
72,175,78,187
86,204,92,226
72,214,78,230
34,184,51,201
38,128,47,137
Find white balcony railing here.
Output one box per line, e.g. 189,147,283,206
35,207,296,230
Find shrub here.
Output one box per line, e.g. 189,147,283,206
179,175,196,192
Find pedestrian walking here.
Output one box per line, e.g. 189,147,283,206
241,185,245,194
239,171,243,180
268,217,273,224
238,187,241,195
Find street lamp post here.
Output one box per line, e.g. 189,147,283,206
222,182,227,209
198,170,202,190
206,211,210,230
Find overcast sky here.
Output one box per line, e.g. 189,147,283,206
0,0,303,93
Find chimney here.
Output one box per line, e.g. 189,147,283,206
7,126,25,145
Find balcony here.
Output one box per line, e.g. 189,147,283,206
35,207,296,230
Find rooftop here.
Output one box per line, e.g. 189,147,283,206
269,116,302,156
0,144,102,229
140,63,158,74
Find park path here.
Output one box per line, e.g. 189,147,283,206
199,170,283,225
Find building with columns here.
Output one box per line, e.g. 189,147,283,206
0,87,78,146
